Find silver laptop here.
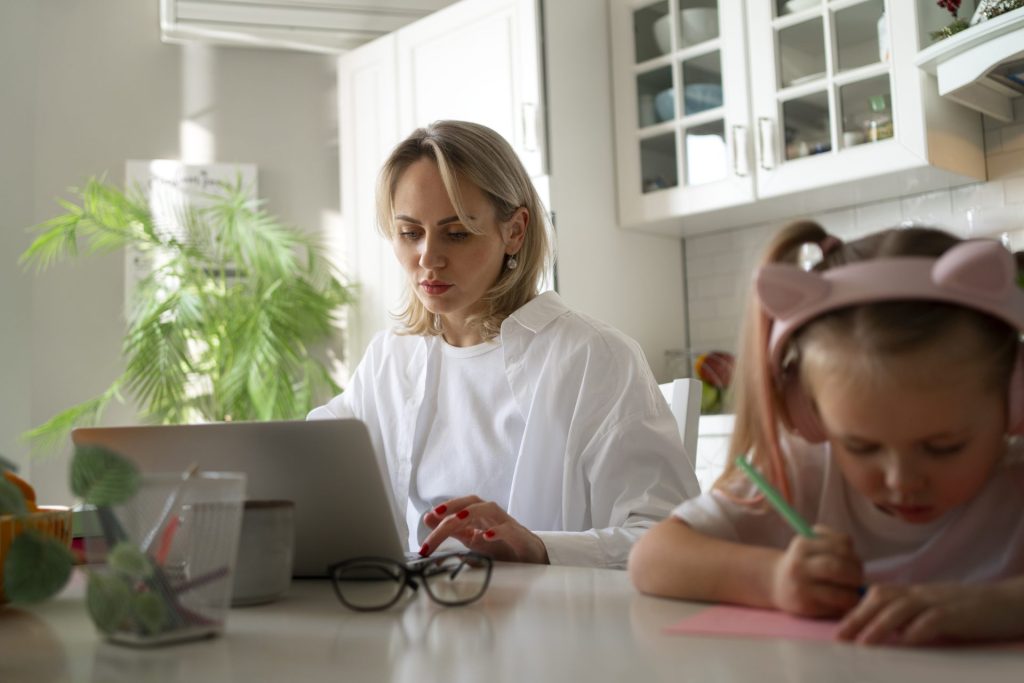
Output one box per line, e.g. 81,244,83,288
71,419,408,577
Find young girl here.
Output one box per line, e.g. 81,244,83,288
630,221,1024,646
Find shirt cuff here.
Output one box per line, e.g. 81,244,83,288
535,530,605,567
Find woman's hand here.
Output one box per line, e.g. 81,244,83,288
837,580,1024,646
420,495,550,564
771,524,864,618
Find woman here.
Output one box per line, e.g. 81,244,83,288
309,120,698,568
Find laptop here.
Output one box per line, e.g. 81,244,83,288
71,419,408,577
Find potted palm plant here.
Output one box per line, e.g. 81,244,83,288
19,176,353,447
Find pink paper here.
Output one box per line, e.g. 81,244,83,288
665,605,839,641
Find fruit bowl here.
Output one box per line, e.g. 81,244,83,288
694,350,735,414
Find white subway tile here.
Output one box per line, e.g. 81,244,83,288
731,223,778,252
686,298,718,320
901,190,953,225
808,207,854,235
685,254,717,278
691,275,735,298
951,180,1006,215
854,199,902,231
687,232,734,257
1004,176,1024,205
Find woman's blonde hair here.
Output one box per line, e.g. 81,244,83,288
718,222,1020,502
376,120,552,341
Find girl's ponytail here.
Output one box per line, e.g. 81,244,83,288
718,220,834,503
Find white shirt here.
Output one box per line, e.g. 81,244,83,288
673,433,1024,583
408,339,521,549
309,291,700,568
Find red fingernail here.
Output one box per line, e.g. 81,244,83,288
419,543,430,557
457,509,469,520
433,504,447,515
484,529,495,539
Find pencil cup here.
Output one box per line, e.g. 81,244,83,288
84,472,246,646
231,500,295,606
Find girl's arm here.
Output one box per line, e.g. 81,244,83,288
630,516,864,617
838,575,1024,646
629,515,780,608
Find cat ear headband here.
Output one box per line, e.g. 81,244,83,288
758,239,1024,371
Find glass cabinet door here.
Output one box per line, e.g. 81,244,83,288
753,0,893,169
610,0,755,228
631,0,729,195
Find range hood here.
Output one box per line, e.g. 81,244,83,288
916,8,1024,122
159,0,458,54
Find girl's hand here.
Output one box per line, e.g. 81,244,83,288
837,581,1024,646
771,524,864,618
420,495,550,564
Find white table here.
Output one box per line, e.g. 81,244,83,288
2,564,1021,682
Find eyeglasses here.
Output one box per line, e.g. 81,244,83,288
328,552,493,611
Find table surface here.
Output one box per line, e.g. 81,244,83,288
2,563,1021,683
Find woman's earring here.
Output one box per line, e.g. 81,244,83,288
506,255,518,271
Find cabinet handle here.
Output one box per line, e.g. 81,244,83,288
758,117,777,171
521,102,538,153
732,125,749,177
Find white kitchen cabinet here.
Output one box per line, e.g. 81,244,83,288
609,0,987,236
610,0,756,230
337,0,545,359
397,0,545,177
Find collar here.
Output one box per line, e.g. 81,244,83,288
503,291,569,336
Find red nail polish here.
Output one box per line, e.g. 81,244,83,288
433,504,447,515
484,530,495,539
419,543,430,557
457,509,470,520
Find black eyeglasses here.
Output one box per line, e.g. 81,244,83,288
328,552,493,611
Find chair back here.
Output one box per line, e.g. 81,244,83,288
658,378,702,471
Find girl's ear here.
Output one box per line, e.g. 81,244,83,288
933,240,1016,299
756,264,830,320
502,206,529,255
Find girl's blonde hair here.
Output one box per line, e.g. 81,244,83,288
718,222,1020,502
376,120,552,341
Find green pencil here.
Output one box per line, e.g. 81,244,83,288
734,457,815,538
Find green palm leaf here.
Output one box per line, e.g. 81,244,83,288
20,176,353,443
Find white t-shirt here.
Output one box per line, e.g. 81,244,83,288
673,434,1024,584
407,339,523,547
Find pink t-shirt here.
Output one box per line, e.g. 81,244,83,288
672,434,1024,584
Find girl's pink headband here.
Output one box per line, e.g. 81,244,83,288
757,240,1024,375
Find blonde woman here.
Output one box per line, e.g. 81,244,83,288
310,121,698,568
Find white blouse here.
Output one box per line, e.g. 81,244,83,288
309,291,699,568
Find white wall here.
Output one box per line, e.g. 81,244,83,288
686,99,1024,355
0,1,38,475
544,0,687,383
0,0,338,503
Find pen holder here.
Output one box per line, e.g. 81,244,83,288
85,472,246,646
